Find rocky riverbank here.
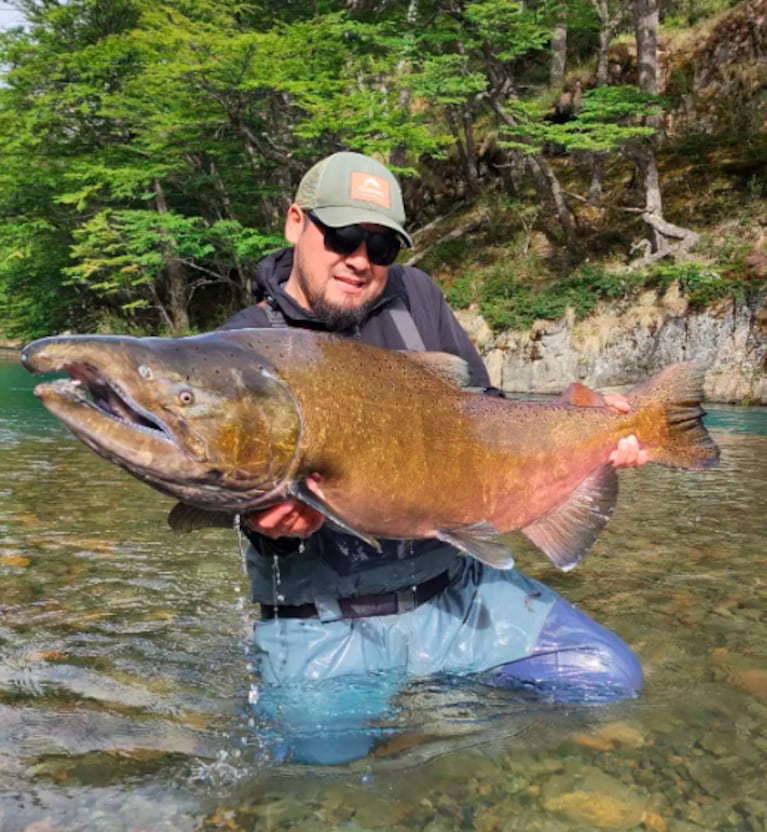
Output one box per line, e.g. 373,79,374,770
458,283,767,404
5,283,767,404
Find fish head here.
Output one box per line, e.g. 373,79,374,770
20,333,302,509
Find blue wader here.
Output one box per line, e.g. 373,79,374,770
248,550,642,766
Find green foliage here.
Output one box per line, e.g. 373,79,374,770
662,0,738,28
64,209,283,317
646,261,747,309
407,53,487,106
462,0,553,62
66,210,209,298
0,0,760,340
0,212,82,339
504,87,665,155
444,276,477,310
473,255,759,334
477,263,643,332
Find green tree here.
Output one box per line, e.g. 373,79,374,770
0,0,448,336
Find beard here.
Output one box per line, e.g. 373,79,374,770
309,293,376,331
293,262,379,331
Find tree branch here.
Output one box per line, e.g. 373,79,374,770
405,213,488,268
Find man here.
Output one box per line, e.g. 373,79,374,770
220,151,646,765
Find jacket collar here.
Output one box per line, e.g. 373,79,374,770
254,247,407,329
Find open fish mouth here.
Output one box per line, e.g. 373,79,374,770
40,362,174,442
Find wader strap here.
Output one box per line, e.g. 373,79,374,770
387,296,425,351
259,298,290,328
381,266,425,351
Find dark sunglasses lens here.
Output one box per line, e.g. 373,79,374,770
326,225,365,256
365,233,401,266
314,214,401,266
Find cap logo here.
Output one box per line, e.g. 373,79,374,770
350,172,391,209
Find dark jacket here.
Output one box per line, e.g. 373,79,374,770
220,248,491,387
219,248,492,607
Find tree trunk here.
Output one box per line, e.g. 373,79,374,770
631,0,664,252
527,154,577,245
452,39,480,196
591,0,631,86
633,0,659,95
624,0,700,265
153,179,190,335
588,153,606,205
487,94,576,245
389,69,411,169
589,0,631,205
461,106,480,195
596,21,610,86
549,13,568,89
445,104,479,196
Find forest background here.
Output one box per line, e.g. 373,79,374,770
0,0,765,344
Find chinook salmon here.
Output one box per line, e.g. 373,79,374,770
21,329,719,571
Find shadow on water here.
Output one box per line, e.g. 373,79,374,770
1,352,766,831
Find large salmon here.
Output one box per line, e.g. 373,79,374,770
21,329,719,571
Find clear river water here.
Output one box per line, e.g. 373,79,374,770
1,350,766,832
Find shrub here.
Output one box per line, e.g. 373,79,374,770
476,264,642,332
648,262,745,308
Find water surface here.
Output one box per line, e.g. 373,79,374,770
1,351,766,831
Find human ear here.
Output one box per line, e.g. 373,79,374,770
284,204,305,244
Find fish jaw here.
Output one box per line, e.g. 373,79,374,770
21,335,304,512
31,372,200,482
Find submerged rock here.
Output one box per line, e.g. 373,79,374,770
541,769,650,829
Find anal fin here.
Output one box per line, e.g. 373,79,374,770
521,464,619,571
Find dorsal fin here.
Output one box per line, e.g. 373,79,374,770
560,382,606,408
404,351,472,388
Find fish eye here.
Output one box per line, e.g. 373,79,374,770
138,364,153,380
177,389,195,406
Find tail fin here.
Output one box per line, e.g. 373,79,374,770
628,362,720,470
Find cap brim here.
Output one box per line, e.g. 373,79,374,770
312,206,413,248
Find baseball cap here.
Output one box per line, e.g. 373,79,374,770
294,152,413,247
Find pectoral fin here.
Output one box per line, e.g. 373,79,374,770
288,479,383,553
521,464,619,571
167,502,236,533
437,522,515,570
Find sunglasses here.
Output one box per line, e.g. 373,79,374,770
307,212,402,267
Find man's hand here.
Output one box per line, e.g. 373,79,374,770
609,434,648,468
243,500,325,539
242,474,326,539
603,393,649,469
